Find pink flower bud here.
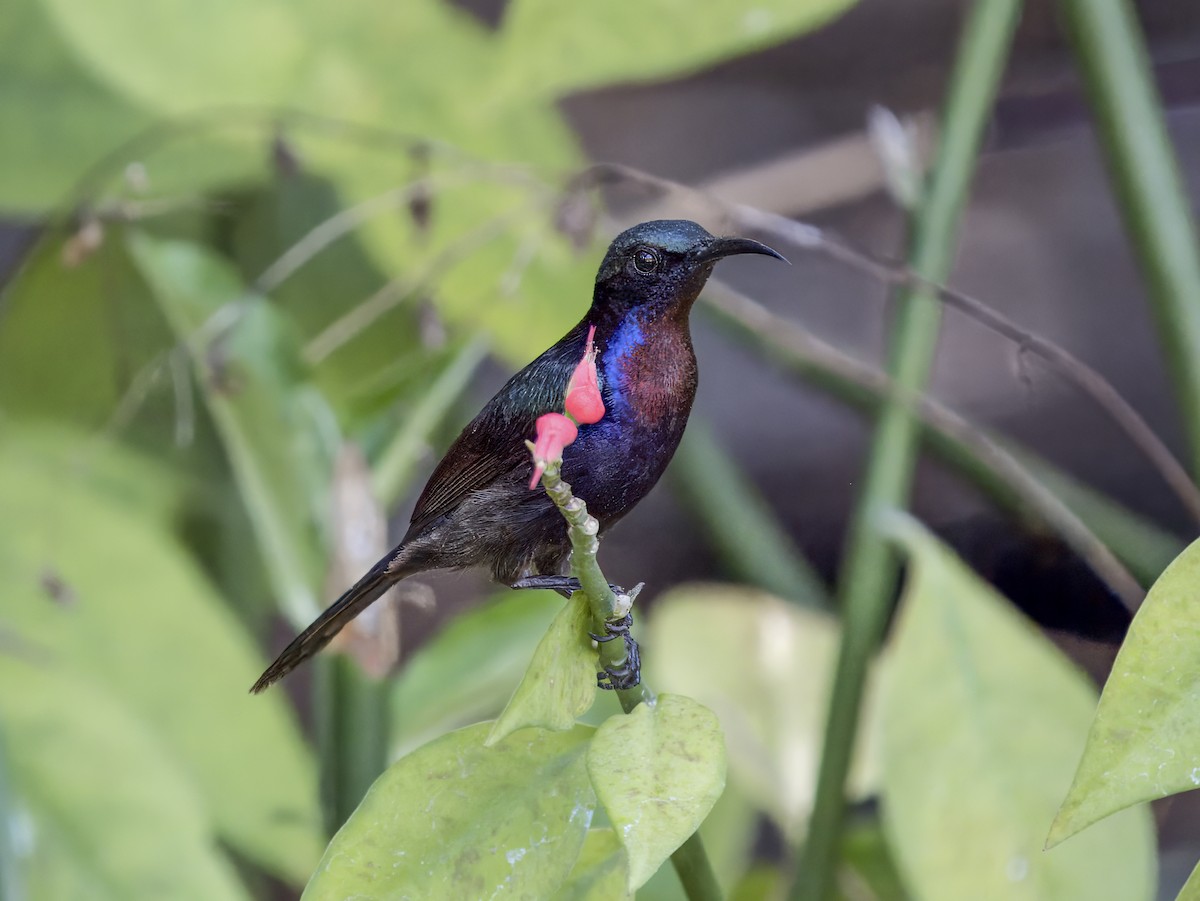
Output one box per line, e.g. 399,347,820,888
565,324,605,425
529,413,579,489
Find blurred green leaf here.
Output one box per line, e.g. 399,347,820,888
495,0,858,98
41,0,303,112
0,724,22,901
229,174,436,424
0,656,249,901
0,0,148,211
838,818,908,901
881,514,1155,901
587,694,725,892
646,584,880,840
1049,535,1200,846
550,828,630,901
0,234,169,429
487,591,597,745
128,231,332,625
304,722,596,900
391,589,563,757
0,430,323,883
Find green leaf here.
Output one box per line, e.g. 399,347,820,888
586,694,726,891
495,0,858,99
41,0,303,112
487,591,597,745
0,656,249,901
0,430,323,883
881,514,1155,901
0,0,148,211
550,828,630,901
838,819,908,901
1049,535,1200,845
391,589,564,757
304,722,597,900
0,233,171,428
646,584,879,840
128,231,332,625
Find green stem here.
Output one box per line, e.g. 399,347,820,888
536,460,722,901
1060,0,1200,476
793,2,1022,897
671,416,830,609
371,335,490,508
316,655,391,835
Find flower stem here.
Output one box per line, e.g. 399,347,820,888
1060,0,1200,477
535,459,722,901
793,1,1023,897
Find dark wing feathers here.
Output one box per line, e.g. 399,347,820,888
403,326,587,537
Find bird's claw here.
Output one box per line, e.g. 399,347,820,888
509,575,630,599
509,578,641,688
592,614,640,690
588,612,631,643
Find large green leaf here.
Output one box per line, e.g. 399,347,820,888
487,590,598,745
391,590,564,757
0,234,170,428
0,430,323,883
128,231,332,625
0,0,149,211
304,722,596,900
646,584,879,840
881,515,1155,901
41,0,303,112
0,656,249,901
495,0,858,98
586,694,726,891
1049,535,1200,845
550,828,630,901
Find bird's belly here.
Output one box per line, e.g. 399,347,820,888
560,410,688,526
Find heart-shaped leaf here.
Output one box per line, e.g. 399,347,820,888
882,514,1155,901
586,694,725,891
487,591,597,745
1049,535,1200,846
304,722,596,900
550,828,630,901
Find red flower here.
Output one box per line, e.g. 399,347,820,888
565,325,605,425
529,413,578,489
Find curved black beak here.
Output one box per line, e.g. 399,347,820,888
696,235,789,265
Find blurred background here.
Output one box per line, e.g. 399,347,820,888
2,0,1200,898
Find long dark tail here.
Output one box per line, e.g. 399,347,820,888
250,552,413,693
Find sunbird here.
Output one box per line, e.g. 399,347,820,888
252,219,784,693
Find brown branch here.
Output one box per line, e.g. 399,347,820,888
702,281,1145,612
572,162,1200,528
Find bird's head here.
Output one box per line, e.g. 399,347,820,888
592,219,785,320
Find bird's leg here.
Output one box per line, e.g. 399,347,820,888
593,613,641,691
508,575,630,597
508,576,643,689
508,574,581,598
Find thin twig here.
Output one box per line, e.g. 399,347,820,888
302,203,542,364
573,162,1200,527
255,175,461,294
703,281,1145,611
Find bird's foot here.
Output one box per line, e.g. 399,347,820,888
509,575,632,599
508,577,642,689
592,613,641,690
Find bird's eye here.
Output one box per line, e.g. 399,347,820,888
632,248,659,273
